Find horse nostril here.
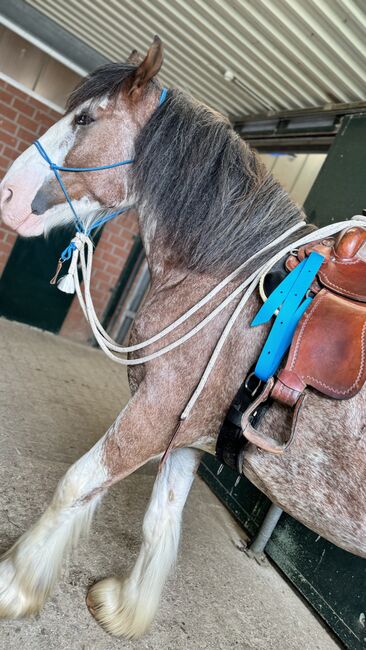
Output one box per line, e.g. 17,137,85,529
2,187,13,204
31,191,50,216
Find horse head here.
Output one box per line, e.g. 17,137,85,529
0,37,164,237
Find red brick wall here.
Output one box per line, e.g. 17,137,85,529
0,77,61,275
0,77,139,342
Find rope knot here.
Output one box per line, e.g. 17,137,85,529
60,241,77,262
74,231,89,247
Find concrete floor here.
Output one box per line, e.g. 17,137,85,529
0,318,339,650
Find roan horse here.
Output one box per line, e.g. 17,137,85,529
0,37,365,639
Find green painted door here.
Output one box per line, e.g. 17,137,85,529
0,229,75,333
200,113,366,650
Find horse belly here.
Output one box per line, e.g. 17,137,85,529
242,386,366,558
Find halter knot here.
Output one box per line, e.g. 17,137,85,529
60,241,77,262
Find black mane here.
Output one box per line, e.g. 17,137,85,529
67,63,137,112
133,90,310,274
68,63,310,275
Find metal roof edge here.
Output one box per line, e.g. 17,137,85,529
0,0,109,75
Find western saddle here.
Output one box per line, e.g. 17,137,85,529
240,225,366,455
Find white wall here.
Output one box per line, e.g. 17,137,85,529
0,25,81,109
260,153,326,206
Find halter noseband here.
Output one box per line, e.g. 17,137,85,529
33,86,168,259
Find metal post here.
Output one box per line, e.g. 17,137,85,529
248,503,283,557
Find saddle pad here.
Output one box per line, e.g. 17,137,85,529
273,288,366,401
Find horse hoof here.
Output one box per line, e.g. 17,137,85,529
0,557,39,618
86,589,96,616
86,577,151,639
86,578,122,635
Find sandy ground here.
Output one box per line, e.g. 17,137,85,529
0,318,339,650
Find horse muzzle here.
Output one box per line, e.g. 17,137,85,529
0,173,45,236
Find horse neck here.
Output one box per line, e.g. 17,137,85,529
141,222,256,336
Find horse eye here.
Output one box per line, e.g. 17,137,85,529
74,112,94,126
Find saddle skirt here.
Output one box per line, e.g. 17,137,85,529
274,227,366,404
241,225,366,454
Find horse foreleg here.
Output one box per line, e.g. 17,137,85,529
0,439,107,618
0,390,166,619
86,447,202,639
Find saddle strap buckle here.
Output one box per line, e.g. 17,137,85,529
241,377,306,455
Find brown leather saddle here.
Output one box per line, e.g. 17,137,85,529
241,226,366,454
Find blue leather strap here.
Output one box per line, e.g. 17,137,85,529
252,251,324,381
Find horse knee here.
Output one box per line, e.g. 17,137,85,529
53,440,109,509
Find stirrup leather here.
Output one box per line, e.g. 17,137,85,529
241,378,306,455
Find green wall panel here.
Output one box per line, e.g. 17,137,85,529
305,114,366,226
0,229,75,333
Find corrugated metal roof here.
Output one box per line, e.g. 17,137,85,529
25,0,366,119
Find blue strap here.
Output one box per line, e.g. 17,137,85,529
159,87,168,105
33,140,53,165
252,252,324,381
54,159,135,173
53,166,85,232
86,205,131,234
252,258,307,326
33,140,134,174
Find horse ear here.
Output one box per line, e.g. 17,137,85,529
127,49,143,65
128,36,164,99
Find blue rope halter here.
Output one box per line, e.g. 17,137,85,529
33,86,168,262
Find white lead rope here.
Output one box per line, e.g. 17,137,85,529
59,215,366,420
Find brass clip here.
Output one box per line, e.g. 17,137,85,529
50,259,63,285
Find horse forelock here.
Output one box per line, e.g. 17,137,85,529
133,90,311,275
66,63,138,113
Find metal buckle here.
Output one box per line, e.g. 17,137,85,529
244,372,263,397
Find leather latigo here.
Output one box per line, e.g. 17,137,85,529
272,226,366,405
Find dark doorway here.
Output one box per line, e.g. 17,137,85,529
0,228,76,333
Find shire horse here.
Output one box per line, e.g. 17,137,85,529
0,38,365,639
